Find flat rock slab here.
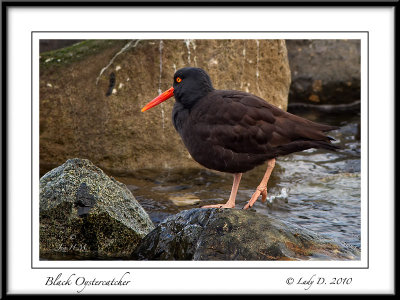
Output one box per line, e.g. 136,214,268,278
40,158,155,259
131,208,360,261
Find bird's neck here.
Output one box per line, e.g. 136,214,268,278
178,87,213,109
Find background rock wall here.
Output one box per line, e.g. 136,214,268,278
40,39,291,176
286,39,360,104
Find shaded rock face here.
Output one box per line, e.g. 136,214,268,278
40,39,291,175
286,40,360,105
131,208,360,261
40,158,155,259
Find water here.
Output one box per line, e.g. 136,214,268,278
116,108,361,250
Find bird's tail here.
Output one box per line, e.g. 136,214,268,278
293,122,341,151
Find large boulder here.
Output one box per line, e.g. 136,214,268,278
40,39,291,175
40,158,155,259
286,39,360,105
131,208,360,261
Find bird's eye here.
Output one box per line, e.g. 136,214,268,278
176,77,182,83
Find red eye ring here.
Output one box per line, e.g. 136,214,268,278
176,77,182,83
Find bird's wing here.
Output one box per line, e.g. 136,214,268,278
189,91,337,155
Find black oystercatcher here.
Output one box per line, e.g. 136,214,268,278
142,67,339,209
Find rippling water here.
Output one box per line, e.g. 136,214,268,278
116,108,361,250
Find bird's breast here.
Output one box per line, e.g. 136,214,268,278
172,101,189,133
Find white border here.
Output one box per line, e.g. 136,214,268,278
32,31,368,270
8,7,394,294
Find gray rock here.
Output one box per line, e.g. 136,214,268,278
286,40,360,104
131,208,360,261
40,158,155,258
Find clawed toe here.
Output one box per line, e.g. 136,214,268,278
202,203,235,209
261,188,268,203
242,187,268,209
242,202,251,210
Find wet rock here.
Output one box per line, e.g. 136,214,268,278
74,182,96,217
40,158,155,259
39,39,291,175
131,208,360,261
286,40,360,104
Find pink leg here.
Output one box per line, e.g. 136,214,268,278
243,158,276,210
202,173,242,208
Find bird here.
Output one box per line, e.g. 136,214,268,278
141,67,339,209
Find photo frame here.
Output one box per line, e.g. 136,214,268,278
3,2,396,295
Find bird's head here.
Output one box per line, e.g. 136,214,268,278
141,67,214,112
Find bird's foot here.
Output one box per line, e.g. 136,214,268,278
243,187,267,210
202,203,235,209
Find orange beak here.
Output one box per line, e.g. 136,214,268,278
141,87,175,112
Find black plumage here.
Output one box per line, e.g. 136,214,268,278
171,68,338,173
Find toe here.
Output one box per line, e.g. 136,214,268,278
261,189,268,203
202,203,234,209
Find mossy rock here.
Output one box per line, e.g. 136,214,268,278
40,158,155,259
